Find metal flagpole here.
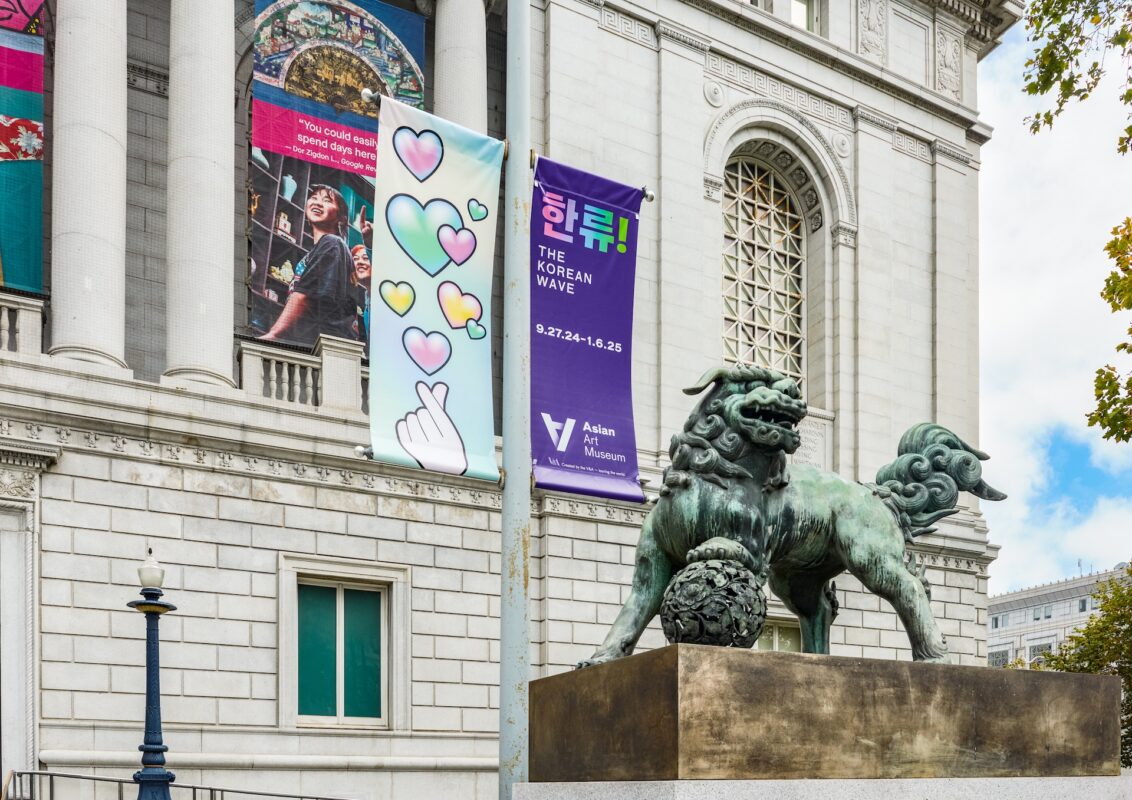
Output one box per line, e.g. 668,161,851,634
499,0,532,792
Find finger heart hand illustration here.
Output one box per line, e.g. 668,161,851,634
437,225,477,266
392,127,443,182
380,280,416,316
395,382,468,476
402,327,452,375
437,281,482,330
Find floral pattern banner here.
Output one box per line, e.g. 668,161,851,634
0,18,43,292
247,0,424,350
368,99,504,482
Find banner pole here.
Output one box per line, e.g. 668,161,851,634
499,0,532,793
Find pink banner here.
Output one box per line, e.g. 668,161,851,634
251,99,377,176
0,43,40,93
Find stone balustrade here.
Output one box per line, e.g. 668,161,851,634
237,336,368,415
0,294,45,356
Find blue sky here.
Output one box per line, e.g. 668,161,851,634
978,24,1132,592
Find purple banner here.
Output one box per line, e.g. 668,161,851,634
530,158,644,503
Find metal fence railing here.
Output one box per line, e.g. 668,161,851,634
2,771,357,800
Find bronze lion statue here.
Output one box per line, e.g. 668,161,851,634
580,365,1005,666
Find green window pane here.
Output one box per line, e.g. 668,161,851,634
298,584,337,716
756,624,776,651
777,625,801,653
344,588,381,718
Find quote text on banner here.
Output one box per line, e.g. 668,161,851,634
368,99,504,481
530,157,644,503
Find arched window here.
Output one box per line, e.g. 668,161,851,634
721,156,805,385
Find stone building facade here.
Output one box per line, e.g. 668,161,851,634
0,0,1017,797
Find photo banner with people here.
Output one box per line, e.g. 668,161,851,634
247,0,424,349
0,2,45,294
367,99,504,481
530,157,645,503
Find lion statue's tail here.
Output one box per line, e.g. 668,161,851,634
873,423,1007,541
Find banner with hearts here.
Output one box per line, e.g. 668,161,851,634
368,98,504,481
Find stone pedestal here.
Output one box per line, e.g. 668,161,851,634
529,645,1120,782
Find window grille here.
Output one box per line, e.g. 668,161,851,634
988,650,1011,668
722,158,805,385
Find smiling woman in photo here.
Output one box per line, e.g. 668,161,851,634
258,184,358,346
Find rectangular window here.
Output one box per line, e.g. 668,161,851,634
1092,597,1100,610
790,0,815,31
1043,605,1052,619
1080,598,1088,613
280,554,410,731
1033,608,1041,621
756,621,802,652
298,582,384,722
988,650,1010,668
1028,642,1053,665
991,615,999,629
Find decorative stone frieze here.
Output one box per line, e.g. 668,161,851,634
126,61,168,98
894,130,932,162
853,105,898,132
598,6,656,47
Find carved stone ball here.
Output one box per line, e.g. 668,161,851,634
660,559,767,648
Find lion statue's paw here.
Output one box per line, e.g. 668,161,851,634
686,536,758,573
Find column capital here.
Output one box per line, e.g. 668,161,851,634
415,0,497,16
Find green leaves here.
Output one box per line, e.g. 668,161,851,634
1026,3,1132,441
1089,219,1132,441
1041,564,1132,767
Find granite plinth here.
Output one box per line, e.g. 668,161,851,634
529,645,1121,781
514,777,1132,800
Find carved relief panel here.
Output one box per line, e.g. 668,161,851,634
858,0,888,63
935,27,962,100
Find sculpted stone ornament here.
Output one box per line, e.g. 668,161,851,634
579,365,1005,667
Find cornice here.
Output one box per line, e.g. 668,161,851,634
674,0,980,131
853,105,898,132
0,439,59,471
932,138,972,165
654,20,711,53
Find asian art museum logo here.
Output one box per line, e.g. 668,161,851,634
540,412,576,453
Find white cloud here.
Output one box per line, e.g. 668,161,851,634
978,28,1132,591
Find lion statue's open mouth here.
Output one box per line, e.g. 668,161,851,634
578,364,1005,669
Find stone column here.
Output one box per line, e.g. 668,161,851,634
419,0,488,132
49,0,129,369
162,0,236,387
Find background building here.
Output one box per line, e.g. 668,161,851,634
986,564,1128,668
0,0,1018,797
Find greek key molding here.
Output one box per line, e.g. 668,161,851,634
894,130,931,162
654,20,710,53
932,138,971,165
704,53,853,130
598,6,656,48
126,60,168,98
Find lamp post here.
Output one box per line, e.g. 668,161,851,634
128,549,176,800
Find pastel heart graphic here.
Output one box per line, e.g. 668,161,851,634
386,195,463,275
466,319,487,340
379,280,415,316
467,198,488,222
437,281,483,329
392,127,443,182
437,225,477,266
402,327,452,376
